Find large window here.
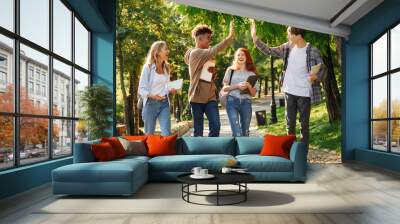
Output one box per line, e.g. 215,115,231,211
0,0,91,170
370,23,400,154
0,0,14,32
20,0,49,49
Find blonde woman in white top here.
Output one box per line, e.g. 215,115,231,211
138,41,177,135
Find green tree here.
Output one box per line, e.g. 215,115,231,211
117,0,195,134
117,0,164,134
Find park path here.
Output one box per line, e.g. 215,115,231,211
184,95,284,137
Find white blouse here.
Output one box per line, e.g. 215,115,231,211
149,72,169,97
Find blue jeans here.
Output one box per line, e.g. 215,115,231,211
142,98,171,136
190,100,220,137
226,96,252,137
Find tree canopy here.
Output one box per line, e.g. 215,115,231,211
116,0,343,134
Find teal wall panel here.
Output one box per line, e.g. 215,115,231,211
343,0,400,172
0,0,116,200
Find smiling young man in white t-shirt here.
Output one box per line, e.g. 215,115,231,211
251,20,325,146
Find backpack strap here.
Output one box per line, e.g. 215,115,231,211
228,69,234,85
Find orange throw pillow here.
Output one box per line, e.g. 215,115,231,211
101,137,126,158
124,135,148,142
260,134,296,159
91,142,117,162
146,135,177,157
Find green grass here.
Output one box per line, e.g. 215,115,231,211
258,101,341,152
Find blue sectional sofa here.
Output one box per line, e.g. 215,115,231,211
52,137,307,196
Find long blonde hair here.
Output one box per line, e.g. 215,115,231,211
145,40,170,75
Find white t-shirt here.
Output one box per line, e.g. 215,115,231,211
282,46,311,97
149,72,169,97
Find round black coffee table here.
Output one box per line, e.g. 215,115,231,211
177,173,255,206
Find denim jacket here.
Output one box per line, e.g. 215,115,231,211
138,63,170,107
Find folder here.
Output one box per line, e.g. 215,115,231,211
167,79,183,90
199,60,215,82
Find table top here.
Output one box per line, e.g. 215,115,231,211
177,172,255,185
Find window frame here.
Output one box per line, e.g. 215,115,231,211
370,20,400,154
0,0,92,171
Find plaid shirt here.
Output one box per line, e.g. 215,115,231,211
255,38,325,104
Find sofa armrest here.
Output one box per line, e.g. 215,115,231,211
73,140,100,163
289,141,307,182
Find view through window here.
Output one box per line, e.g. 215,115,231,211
371,23,400,153
0,0,91,170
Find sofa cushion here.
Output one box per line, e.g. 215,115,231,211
115,155,150,163
236,155,293,172
124,135,148,142
236,137,263,155
91,142,118,161
177,137,235,155
149,154,235,172
260,134,296,159
147,135,177,157
101,137,127,158
52,159,147,183
118,137,147,156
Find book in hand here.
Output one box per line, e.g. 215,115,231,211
199,60,215,82
311,63,321,75
167,79,183,91
309,63,321,83
240,75,258,94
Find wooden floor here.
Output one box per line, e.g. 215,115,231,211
1,162,400,224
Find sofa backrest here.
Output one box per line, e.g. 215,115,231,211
235,137,263,155
74,137,254,161
177,137,235,155
73,140,100,163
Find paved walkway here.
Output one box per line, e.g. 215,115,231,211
184,95,284,137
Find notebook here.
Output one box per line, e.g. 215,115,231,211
240,75,258,94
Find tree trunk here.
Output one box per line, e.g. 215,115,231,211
277,76,281,92
130,69,140,134
264,75,268,96
117,40,134,135
322,38,342,123
334,36,343,88
334,36,342,67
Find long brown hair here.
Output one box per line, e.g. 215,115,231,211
230,48,257,75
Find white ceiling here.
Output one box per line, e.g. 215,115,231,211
171,0,384,38
227,0,352,22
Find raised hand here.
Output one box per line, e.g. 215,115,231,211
250,19,257,40
228,19,235,39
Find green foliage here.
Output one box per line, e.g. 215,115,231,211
259,102,341,152
79,84,113,140
117,1,343,133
